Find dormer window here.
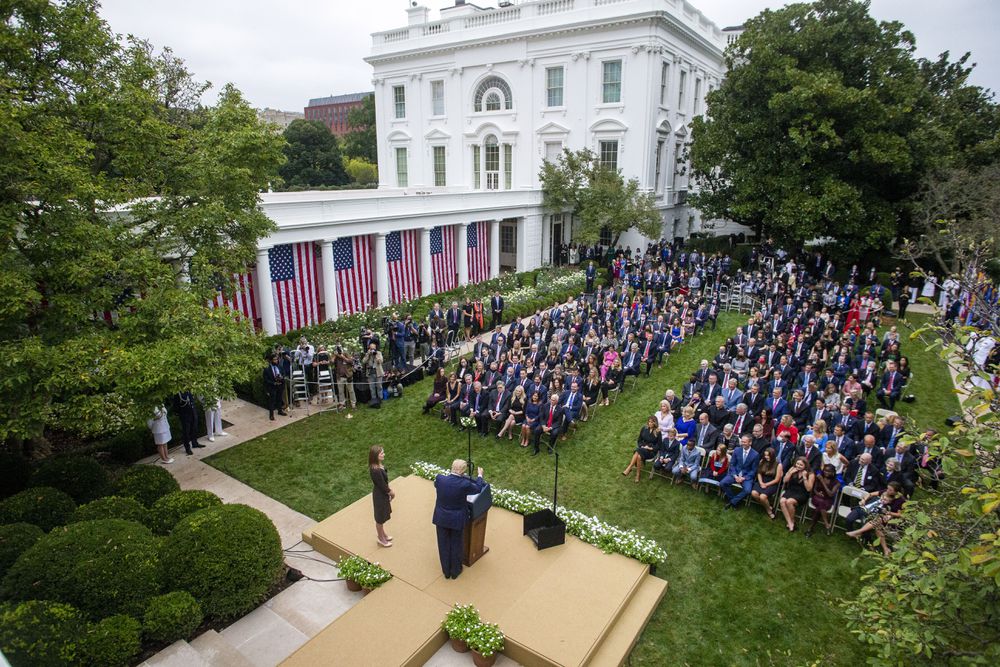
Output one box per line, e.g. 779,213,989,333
474,76,513,112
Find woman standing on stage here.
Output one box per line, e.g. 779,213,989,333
369,445,394,547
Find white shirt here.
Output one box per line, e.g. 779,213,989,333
654,410,674,436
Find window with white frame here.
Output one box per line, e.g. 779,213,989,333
599,225,612,247
544,141,562,164
393,85,406,119
677,71,686,110
433,145,446,186
694,78,703,115
395,147,408,187
602,60,622,104
503,144,512,190
546,66,564,107
484,135,500,190
473,134,513,191
598,140,619,171
659,62,669,106
430,80,445,116
672,141,683,191
500,225,516,254
473,76,513,112
472,145,481,189
654,138,665,193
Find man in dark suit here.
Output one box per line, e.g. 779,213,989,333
693,412,719,451
585,261,597,293
788,389,810,431
853,411,881,443
722,435,760,508
432,461,486,579
622,343,642,378
559,380,584,432
834,404,857,436
877,360,902,409
831,424,856,460
795,434,822,471
263,354,287,422
533,394,564,455
856,434,886,472
773,432,796,471
487,380,510,437
767,388,788,421
745,384,766,417
462,381,488,436
490,291,504,330
879,415,905,452
885,442,917,495
172,390,203,455
842,453,886,531
446,301,461,343
728,404,753,437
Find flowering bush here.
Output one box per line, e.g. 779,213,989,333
459,416,477,428
466,621,505,658
441,603,480,641
336,554,392,590
410,462,666,565
336,554,368,581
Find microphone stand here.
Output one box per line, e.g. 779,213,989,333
552,450,560,514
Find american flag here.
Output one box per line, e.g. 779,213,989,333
386,230,421,303
467,221,490,283
269,243,320,334
208,270,258,323
430,225,456,292
334,235,373,315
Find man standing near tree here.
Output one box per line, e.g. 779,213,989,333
490,290,504,330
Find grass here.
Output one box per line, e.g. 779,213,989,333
207,310,957,666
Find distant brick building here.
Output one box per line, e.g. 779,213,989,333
304,92,372,136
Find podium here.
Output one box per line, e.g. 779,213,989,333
462,484,492,566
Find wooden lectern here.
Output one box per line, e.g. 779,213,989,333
463,484,492,566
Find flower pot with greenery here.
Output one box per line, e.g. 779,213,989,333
466,621,504,667
441,604,480,653
354,560,392,593
336,555,368,591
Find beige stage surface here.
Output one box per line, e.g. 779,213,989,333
283,475,667,667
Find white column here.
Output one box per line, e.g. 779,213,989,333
420,227,433,297
255,247,278,335
375,232,390,307
518,214,543,272
489,219,501,278
457,223,469,286
320,239,339,321
540,215,550,265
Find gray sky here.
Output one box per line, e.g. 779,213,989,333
97,0,998,111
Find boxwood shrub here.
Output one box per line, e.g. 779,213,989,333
0,600,86,667
1,519,161,619
70,496,149,526
0,486,76,531
0,522,44,579
143,591,203,643
162,504,283,619
115,465,180,507
149,489,222,535
79,614,142,667
30,455,112,504
0,452,33,500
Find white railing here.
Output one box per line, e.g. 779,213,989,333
464,6,521,29
382,29,409,43
537,0,574,16
423,22,449,37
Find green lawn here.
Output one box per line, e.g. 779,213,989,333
882,312,960,428
207,310,957,666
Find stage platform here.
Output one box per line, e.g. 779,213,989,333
283,475,667,667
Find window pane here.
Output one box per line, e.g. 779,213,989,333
546,66,564,107
503,144,512,190
433,145,446,186
393,85,406,118
395,147,408,187
602,60,622,104
694,79,702,115
474,76,513,111
431,81,444,116
659,62,669,106
654,139,665,192
599,140,618,171
677,71,686,109
485,92,501,111
501,225,516,254
473,145,481,189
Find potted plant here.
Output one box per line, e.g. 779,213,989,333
465,621,504,667
336,555,368,591
354,560,392,593
441,604,480,653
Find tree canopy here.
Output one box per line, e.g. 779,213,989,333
343,94,376,165
278,119,349,188
0,0,284,452
539,148,661,247
689,0,998,257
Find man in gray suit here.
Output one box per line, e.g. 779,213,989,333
672,440,702,485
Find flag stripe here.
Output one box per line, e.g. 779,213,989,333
269,242,320,334
208,270,259,324
335,235,373,315
431,225,457,292
467,221,490,284
387,229,421,303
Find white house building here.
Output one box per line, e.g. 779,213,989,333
251,0,738,335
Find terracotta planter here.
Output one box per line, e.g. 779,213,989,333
471,649,497,667
449,637,469,653
361,587,373,595
345,578,361,592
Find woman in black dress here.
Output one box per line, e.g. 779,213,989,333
779,456,814,532
462,298,474,342
622,417,661,483
369,445,394,547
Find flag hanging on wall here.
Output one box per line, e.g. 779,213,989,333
334,235,373,315
430,225,456,293
467,220,490,284
386,229,421,303
208,270,258,323
269,243,320,334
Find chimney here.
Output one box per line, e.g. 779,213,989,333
407,3,430,26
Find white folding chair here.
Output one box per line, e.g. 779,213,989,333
834,484,869,532
317,369,334,403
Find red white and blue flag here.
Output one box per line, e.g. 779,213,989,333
467,221,490,284
430,225,456,293
269,243,320,334
334,235,373,315
386,230,421,303
208,270,258,323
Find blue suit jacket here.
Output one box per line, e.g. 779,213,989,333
730,446,759,478
432,474,485,531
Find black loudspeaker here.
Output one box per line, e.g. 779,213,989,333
286,567,304,582
944,415,963,427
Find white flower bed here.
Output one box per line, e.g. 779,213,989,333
410,461,666,565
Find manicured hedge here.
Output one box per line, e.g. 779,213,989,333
0,486,76,532
0,600,87,667
115,465,180,508
0,452,32,500
79,614,142,667
30,456,111,504
1,519,161,620
0,523,44,579
143,591,203,643
70,496,149,526
149,489,223,535
162,504,283,619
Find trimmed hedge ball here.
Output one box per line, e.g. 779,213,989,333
0,522,44,579
70,496,149,526
149,489,222,535
115,465,180,507
0,600,87,667
162,504,283,620
143,591,203,643
0,486,76,531
1,519,161,620
30,455,112,504
79,614,142,667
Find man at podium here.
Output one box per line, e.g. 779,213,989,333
432,459,486,579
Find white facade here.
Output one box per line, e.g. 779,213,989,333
253,0,735,334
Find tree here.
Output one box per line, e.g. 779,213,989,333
344,157,378,187
278,119,348,188
0,0,284,453
343,94,376,165
689,0,983,257
539,149,661,247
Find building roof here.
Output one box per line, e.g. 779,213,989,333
307,92,373,107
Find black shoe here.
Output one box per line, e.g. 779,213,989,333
278,410,288,416
185,449,193,456
269,414,275,421
192,443,205,449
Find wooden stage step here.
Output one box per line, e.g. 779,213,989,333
585,575,668,667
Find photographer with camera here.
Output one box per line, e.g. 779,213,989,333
263,353,287,421
294,336,315,393
332,345,356,410
364,342,385,407
404,314,418,367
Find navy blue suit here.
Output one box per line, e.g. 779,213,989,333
722,446,759,506
432,473,485,579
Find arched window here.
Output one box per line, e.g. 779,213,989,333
473,76,513,112
471,133,513,191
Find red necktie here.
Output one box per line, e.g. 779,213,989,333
547,409,554,428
